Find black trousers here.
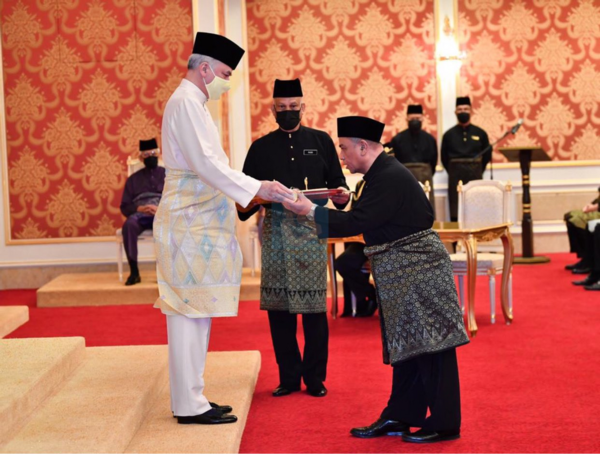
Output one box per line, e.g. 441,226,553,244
381,348,461,432
122,213,154,264
581,225,600,277
267,310,328,390
336,243,375,314
565,218,588,259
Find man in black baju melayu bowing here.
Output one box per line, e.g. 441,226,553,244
284,116,469,444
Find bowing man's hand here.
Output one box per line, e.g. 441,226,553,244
282,190,313,216
256,180,295,204
330,187,350,205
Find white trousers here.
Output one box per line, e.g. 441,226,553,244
166,314,213,417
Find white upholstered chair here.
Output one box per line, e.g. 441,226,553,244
450,180,513,323
116,157,163,282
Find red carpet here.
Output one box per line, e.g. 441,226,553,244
2,253,600,452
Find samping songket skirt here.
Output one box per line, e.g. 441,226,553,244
153,169,242,318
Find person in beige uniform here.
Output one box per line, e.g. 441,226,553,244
154,32,293,425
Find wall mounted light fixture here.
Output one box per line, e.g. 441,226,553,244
437,16,465,62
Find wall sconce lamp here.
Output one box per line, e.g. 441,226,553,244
437,16,465,62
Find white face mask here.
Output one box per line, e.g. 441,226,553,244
202,64,231,100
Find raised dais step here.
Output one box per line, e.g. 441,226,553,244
0,337,86,447
37,272,159,307
126,350,261,454
0,307,29,338
2,345,168,453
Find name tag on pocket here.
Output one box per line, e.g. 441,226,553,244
303,149,318,155
471,135,480,141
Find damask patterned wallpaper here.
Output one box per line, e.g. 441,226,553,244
245,0,438,144
458,0,600,162
1,0,192,242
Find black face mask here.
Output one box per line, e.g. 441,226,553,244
408,119,422,133
276,110,301,131
457,112,470,124
143,156,159,169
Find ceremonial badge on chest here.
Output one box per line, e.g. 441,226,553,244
303,149,318,155
471,136,480,141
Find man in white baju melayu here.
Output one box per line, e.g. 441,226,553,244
154,32,294,425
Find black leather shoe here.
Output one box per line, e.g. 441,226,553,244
402,429,460,443
306,386,327,397
176,408,237,425
125,274,141,286
350,418,410,438
572,266,592,274
566,260,584,270
272,385,300,397
584,281,600,290
573,275,598,286
210,402,232,414
356,299,377,317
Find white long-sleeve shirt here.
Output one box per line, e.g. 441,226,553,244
161,79,260,207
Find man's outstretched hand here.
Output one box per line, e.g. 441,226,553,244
282,190,313,216
255,180,295,204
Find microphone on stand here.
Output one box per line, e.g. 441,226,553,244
480,119,524,180
511,118,524,135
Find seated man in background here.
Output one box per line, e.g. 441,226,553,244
335,179,377,317
572,201,600,290
119,138,165,286
564,187,600,274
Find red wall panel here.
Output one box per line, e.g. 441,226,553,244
1,0,193,241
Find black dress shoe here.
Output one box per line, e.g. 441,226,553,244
572,266,592,274
584,281,600,290
176,408,237,425
210,402,232,414
356,299,377,317
350,418,410,438
573,275,598,286
306,386,327,397
272,385,300,397
402,429,460,443
125,274,141,286
565,260,584,270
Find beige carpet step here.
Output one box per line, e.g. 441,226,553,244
37,269,343,307
37,272,159,307
126,351,261,454
2,345,168,453
0,306,29,338
0,338,86,448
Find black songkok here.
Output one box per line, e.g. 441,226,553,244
139,138,158,151
337,116,385,143
456,96,472,107
273,79,303,98
406,104,423,115
192,32,245,70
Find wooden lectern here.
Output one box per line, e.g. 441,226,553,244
499,147,551,264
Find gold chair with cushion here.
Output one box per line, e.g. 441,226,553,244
450,180,513,324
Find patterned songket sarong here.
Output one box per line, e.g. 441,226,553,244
153,169,242,318
260,207,328,314
364,229,470,365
